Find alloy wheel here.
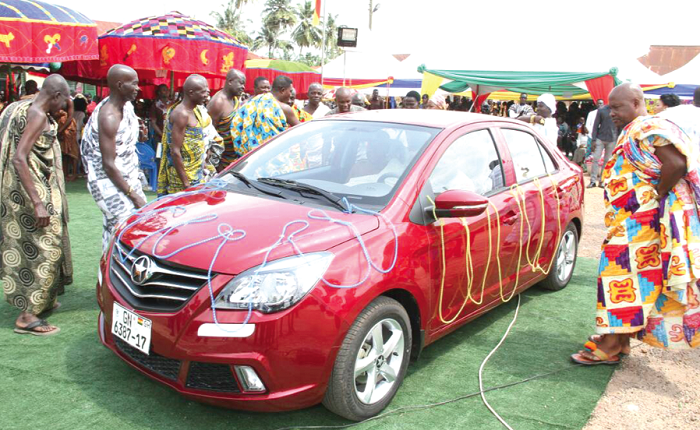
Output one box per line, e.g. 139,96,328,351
555,230,576,283
354,318,405,405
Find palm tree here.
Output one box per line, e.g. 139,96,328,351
262,0,297,34
210,0,255,46
291,1,322,57
252,24,278,58
322,13,342,63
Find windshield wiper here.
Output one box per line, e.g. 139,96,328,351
228,171,287,199
257,177,349,212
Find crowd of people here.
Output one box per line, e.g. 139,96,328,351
2,63,700,365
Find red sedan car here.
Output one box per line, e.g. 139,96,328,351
97,110,584,421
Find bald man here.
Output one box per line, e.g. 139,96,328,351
303,82,330,118
1,74,73,335
572,83,700,365
158,74,223,195
207,69,246,171
327,87,366,115
81,65,148,252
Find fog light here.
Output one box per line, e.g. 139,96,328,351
234,365,266,392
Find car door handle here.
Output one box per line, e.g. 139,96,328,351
501,212,519,225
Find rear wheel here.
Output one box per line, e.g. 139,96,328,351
538,221,578,291
322,296,411,421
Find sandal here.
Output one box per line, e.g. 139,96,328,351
570,341,620,366
14,319,60,336
588,334,631,356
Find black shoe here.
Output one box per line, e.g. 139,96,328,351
598,183,604,189
587,182,597,188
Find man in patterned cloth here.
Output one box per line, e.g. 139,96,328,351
231,75,299,158
572,83,700,365
0,74,73,336
157,74,223,195
207,68,245,171
81,65,147,252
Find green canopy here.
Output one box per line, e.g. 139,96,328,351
417,65,621,97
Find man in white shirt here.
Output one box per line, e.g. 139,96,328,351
508,93,535,118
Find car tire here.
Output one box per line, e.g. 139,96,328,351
538,221,579,291
322,296,412,421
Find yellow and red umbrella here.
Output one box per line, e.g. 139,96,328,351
60,11,247,95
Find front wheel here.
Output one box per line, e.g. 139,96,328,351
538,221,578,291
322,296,412,421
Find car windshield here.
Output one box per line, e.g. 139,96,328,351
227,120,440,209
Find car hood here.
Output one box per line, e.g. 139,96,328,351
117,189,380,275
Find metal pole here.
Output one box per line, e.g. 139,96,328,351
369,0,373,30
320,0,328,84
343,50,347,87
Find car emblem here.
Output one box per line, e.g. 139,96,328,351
130,256,153,286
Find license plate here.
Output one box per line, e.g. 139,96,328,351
112,303,152,355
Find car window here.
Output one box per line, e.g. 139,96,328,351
539,142,557,173
231,120,440,208
501,128,549,183
428,129,503,196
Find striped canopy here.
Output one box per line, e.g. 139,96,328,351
245,59,320,99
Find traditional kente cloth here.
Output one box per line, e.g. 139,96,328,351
216,97,240,170
0,100,73,315
158,104,223,195
292,104,312,123
81,99,146,252
231,93,287,158
596,115,700,349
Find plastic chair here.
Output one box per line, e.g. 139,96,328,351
135,141,158,191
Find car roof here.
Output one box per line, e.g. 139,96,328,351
317,109,527,130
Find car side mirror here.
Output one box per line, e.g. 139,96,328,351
430,189,489,218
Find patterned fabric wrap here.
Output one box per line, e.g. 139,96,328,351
157,104,223,195
81,98,146,252
292,104,312,123
596,115,700,349
231,93,287,158
216,97,240,169
0,100,73,314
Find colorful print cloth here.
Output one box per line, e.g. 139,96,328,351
158,104,223,195
216,97,240,170
597,115,700,349
231,93,287,158
292,104,312,123
0,100,73,315
81,99,145,252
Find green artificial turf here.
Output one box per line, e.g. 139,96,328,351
0,180,613,430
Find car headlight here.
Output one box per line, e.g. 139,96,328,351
214,252,334,313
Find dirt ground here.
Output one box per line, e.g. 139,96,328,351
579,180,700,430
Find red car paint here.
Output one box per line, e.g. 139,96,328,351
97,110,584,412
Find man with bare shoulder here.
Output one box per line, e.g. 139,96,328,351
157,74,223,195
81,65,147,252
207,69,245,171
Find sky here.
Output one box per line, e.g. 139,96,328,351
52,0,700,71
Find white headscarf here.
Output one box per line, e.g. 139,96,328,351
537,93,557,117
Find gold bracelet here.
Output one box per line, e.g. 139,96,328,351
126,185,133,196
530,115,535,125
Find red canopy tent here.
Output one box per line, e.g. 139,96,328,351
244,59,321,99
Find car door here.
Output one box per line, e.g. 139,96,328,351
496,127,562,287
411,126,522,336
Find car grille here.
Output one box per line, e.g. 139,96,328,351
186,362,241,393
114,338,181,381
110,242,210,312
